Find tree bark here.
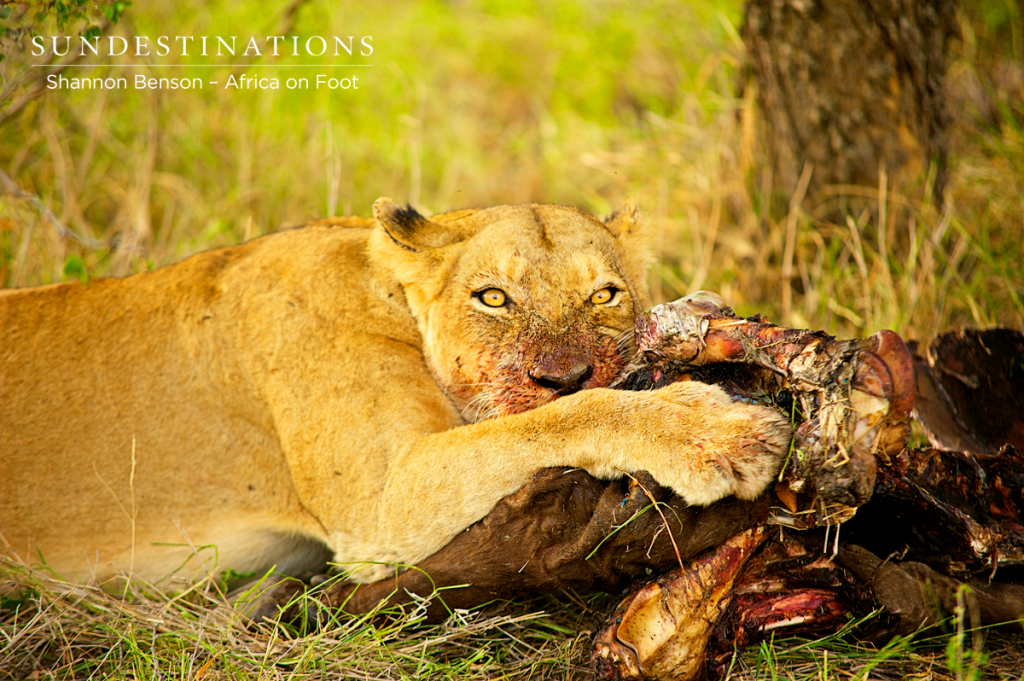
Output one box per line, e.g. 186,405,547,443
742,0,958,202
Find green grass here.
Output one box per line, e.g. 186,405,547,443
0,564,604,680
3,0,1024,679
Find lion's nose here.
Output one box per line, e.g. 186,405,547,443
529,362,593,394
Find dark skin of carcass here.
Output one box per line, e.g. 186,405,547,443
250,469,774,624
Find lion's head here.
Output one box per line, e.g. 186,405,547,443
368,198,652,421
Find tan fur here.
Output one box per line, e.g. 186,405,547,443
0,200,791,586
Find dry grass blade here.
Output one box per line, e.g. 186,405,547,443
0,166,102,249
781,162,813,321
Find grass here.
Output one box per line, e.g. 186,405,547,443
5,563,1024,680
0,564,601,680
2,0,1024,679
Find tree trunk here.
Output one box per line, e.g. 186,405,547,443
742,0,958,203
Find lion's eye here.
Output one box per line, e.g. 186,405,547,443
591,287,619,305
478,288,508,308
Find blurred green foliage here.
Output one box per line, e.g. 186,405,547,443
1,0,1021,336
2,0,744,231
0,0,131,58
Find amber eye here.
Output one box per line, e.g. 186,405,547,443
591,287,618,305
478,288,507,308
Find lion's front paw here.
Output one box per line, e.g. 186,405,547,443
717,400,793,501
642,382,792,506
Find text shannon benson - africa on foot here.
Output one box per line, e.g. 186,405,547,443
46,73,362,90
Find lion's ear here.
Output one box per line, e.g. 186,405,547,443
373,198,455,252
602,196,634,236
603,198,651,255
602,199,641,239
604,199,653,289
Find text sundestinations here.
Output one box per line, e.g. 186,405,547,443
32,35,373,59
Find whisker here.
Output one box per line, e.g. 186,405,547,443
615,327,637,357
480,406,502,421
460,390,492,420
614,327,633,342
474,394,496,422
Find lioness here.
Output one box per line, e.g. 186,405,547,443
1,199,790,586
